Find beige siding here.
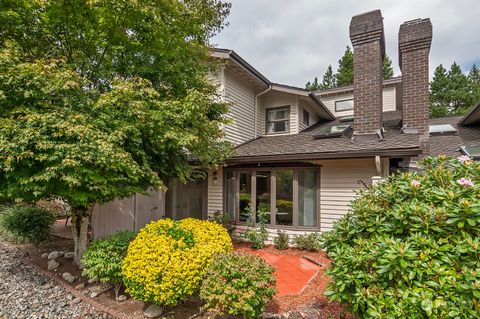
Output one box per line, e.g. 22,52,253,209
223,68,256,145
298,100,320,131
92,189,166,239
207,167,223,216
258,91,298,136
318,86,397,117
316,158,377,232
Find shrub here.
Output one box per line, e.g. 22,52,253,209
293,232,322,251
210,211,236,236
200,252,276,319
82,231,136,298
243,207,268,249
322,156,480,318
122,218,232,306
273,230,289,250
0,206,55,246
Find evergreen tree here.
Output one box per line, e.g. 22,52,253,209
335,46,354,87
383,55,394,80
305,77,321,91
429,64,450,117
447,62,473,114
320,64,336,89
468,63,480,104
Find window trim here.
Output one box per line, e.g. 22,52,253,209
334,99,354,112
223,166,321,230
266,106,290,135
303,109,310,126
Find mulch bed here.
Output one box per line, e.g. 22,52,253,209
15,236,350,319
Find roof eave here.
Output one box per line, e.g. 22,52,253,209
459,100,480,126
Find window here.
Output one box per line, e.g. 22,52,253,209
224,168,319,229
303,109,310,126
461,146,480,159
335,99,354,112
267,107,290,134
313,124,351,139
429,124,457,135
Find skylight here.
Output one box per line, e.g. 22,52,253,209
460,146,480,159
314,124,351,139
429,124,457,135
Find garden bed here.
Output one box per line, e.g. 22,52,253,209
15,236,349,319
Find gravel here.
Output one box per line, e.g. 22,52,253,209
0,241,108,319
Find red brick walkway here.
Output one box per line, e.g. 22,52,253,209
251,251,321,296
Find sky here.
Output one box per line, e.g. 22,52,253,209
212,0,480,88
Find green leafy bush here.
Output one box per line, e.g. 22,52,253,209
200,252,276,319
0,206,55,246
210,211,236,236
122,218,232,306
293,232,322,251
322,156,480,318
244,208,268,249
273,230,289,250
82,231,136,297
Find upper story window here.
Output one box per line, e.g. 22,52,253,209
335,99,354,112
303,109,310,126
267,107,290,134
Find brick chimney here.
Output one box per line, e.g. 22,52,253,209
349,10,385,142
398,18,432,142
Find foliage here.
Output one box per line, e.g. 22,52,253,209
306,46,394,89
322,156,480,318
0,206,55,246
0,205,27,243
273,230,289,250
210,211,236,236
430,62,480,117
200,252,276,319
122,218,232,306
244,207,268,249
0,0,232,262
82,231,136,297
293,232,322,251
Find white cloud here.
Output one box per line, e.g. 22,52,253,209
212,0,480,87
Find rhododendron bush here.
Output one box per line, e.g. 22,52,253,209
322,156,480,318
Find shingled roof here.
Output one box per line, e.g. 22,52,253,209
229,115,480,163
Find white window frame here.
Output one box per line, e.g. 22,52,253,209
266,107,290,134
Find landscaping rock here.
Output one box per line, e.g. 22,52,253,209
75,282,86,290
47,259,59,271
87,277,98,284
72,297,82,305
47,251,64,260
64,252,75,259
116,295,128,302
144,304,164,318
62,272,76,283
41,253,48,258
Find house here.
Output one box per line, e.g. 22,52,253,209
92,10,480,239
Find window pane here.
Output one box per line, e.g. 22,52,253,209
276,170,293,226
298,170,318,227
256,171,271,224
239,172,251,222
274,121,286,132
303,110,310,126
226,172,235,221
335,99,354,112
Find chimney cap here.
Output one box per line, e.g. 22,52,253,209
399,18,433,68
349,10,385,57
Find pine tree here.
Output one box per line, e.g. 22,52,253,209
320,64,336,89
305,77,321,91
429,64,450,117
468,63,480,104
447,62,473,114
383,55,394,80
335,46,354,87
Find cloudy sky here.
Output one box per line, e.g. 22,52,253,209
212,0,480,88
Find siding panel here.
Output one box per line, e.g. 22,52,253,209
207,167,223,216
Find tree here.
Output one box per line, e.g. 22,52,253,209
305,77,321,91
0,0,232,265
335,46,354,87
321,64,336,89
429,64,450,117
447,62,474,114
383,54,394,80
468,63,480,104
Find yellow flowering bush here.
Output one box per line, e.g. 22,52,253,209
122,218,232,306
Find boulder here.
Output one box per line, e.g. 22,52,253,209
116,295,128,302
64,252,75,259
47,251,64,260
143,304,164,318
87,277,98,284
41,253,48,258
62,272,76,283
47,259,60,271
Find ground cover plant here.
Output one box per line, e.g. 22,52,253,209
122,218,232,306
322,156,480,318
293,232,322,251
200,252,276,319
0,206,55,247
82,231,137,298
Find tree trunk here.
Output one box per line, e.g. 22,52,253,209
71,206,93,266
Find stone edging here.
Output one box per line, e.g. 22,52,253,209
19,254,131,319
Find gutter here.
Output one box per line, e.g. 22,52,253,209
254,85,272,138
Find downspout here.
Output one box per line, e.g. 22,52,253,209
254,85,272,138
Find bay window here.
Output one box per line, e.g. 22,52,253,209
225,167,320,229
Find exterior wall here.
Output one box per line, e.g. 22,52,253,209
207,167,223,216
315,158,377,232
298,100,320,131
257,91,298,136
92,189,165,239
223,68,256,146
318,85,397,117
